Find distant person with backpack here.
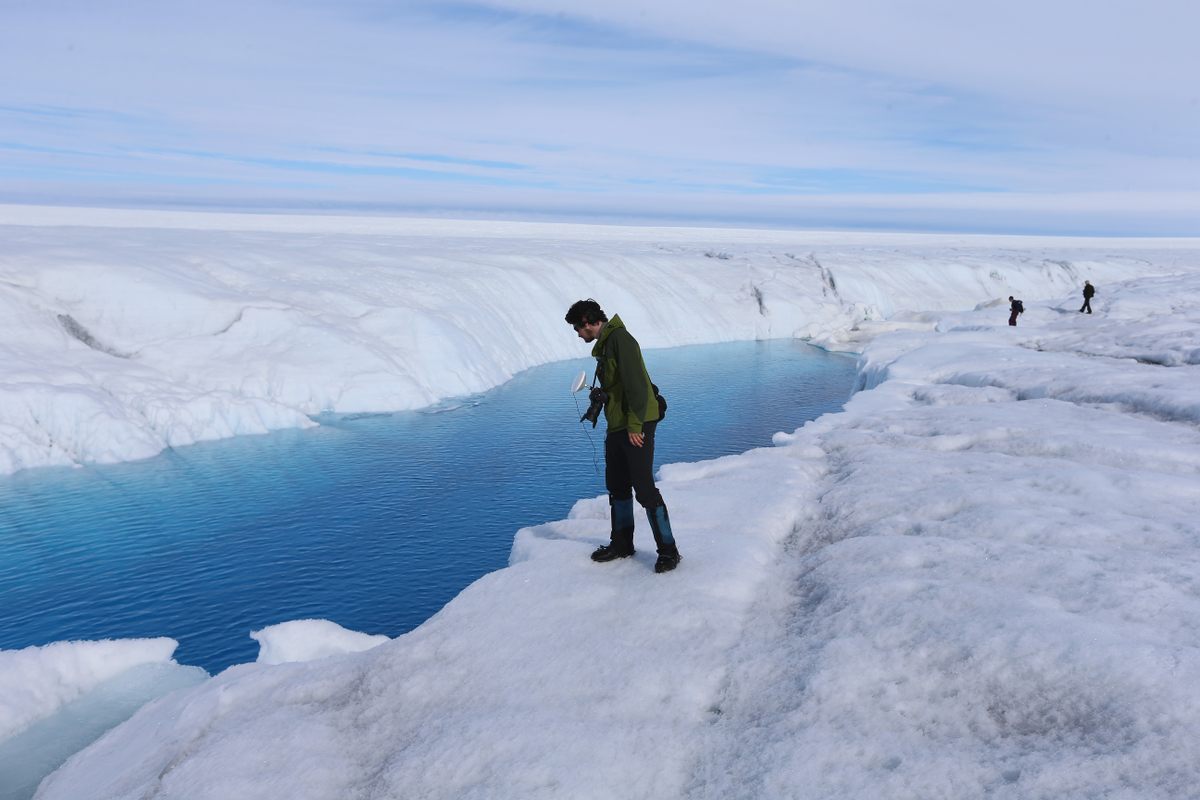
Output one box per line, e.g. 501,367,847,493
566,299,680,573
1008,296,1024,326
1080,280,1095,314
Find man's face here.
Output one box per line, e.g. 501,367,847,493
574,320,602,343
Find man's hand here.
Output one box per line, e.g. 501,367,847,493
628,431,645,447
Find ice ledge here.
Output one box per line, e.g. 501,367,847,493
5,215,1195,476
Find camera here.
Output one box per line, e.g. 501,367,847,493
581,387,607,427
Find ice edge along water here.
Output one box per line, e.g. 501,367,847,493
3,209,1200,799
3,206,1198,477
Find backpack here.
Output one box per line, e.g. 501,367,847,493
1013,300,1025,314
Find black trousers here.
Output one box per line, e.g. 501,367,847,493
605,421,663,509
1080,297,1092,313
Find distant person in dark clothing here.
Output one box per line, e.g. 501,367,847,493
1080,280,1095,314
1008,296,1024,326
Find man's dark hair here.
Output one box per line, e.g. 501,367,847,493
565,299,607,327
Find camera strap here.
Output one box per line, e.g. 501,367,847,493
591,336,610,389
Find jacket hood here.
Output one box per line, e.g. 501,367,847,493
591,314,625,356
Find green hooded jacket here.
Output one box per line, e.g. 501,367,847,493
591,314,660,434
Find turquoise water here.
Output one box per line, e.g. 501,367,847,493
0,340,856,673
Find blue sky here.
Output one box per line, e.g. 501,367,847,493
2,0,1198,234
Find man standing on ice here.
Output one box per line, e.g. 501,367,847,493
1080,280,1095,314
565,299,681,573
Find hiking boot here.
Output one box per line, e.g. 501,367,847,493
654,552,681,573
592,544,635,562
593,495,637,563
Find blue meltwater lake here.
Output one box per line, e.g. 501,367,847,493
0,340,857,673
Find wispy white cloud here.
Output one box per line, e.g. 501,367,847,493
1,0,1197,233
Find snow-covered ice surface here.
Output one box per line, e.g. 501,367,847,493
0,639,182,741
250,620,390,665
3,204,1197,476
4,208,1200,798
0,641,205,800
